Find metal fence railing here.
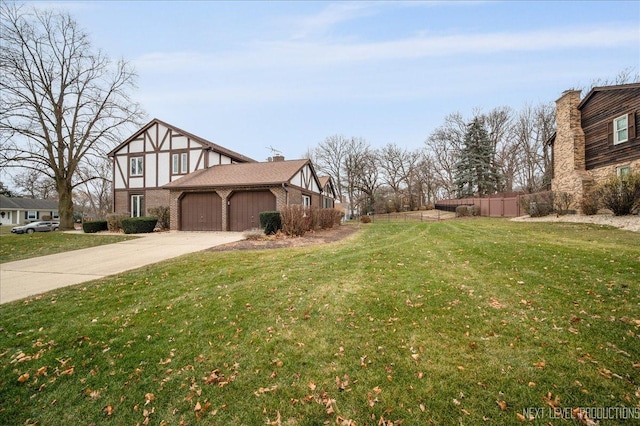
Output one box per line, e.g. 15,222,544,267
368,212,443,223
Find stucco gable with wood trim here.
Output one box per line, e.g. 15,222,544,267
108,118,254,216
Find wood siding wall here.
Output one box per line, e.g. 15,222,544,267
581,88,640,170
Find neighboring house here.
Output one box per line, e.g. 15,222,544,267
108,118,254,217
547,83,640,208
163,158,324,231
0,195,59,226
318,176,338,209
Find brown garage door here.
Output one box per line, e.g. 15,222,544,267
228,191,276,231
180,192,222,231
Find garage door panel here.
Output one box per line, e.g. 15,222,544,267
181,192,222,231
229,191,276,232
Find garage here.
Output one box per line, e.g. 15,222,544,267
180,192,222,231
228,191,276,231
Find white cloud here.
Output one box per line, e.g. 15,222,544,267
281,2,378,40
134,24,638,72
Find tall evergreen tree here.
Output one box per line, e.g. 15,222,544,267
454,118,500,197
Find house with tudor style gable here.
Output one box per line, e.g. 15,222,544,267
109,119,337,231
108,119,255,217
547,83,640,209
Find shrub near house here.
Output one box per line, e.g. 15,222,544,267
596,171,640,215
121,217,157,234
82,220,108,233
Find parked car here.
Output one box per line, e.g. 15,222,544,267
11,221,60,234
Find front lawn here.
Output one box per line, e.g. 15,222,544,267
0,219,638,425
0,228,136,262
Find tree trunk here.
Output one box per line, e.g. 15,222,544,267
57,180,75,230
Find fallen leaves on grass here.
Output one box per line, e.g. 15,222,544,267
335,374,350,391
533,360,546,369
572,408,599,426
254,385,278,396
489,298,504,309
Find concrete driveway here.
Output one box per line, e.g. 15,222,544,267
0,231,244,304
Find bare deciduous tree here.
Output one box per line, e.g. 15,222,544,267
424,112,467,198
414,150,439,206
75,158,113,219
578,67,640,93
11,169,56,199
313,135,351,203
512,103,555,193
0,4,144,229
379,143,413,211
343,139,378,216
0,182,15,197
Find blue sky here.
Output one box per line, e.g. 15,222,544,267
36,1,640,161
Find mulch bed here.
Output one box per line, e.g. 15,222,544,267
206,224,361,252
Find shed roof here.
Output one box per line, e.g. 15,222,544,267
0,195,58,210
163,159,314,190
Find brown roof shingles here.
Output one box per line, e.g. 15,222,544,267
163,159,311,190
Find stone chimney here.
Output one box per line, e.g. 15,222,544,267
551,89,593,208
556,90,585,170
272,154,285,162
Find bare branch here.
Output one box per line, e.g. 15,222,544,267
0,3,145,228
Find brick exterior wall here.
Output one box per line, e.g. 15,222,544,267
551,90,594,209
114,189,170,216
114,190,129,214
216,189,233,231
271,187,287,210
145,189,170,213
169,190,181,230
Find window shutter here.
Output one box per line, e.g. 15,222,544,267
607,121,613,145
628,112,636,139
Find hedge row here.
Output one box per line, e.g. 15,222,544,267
82,220,108,233
121,217,158,234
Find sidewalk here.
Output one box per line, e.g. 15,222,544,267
0,231,244,304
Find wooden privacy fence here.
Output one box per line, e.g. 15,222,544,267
435,194,524,217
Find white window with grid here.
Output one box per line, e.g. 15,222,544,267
130,157,144,176
613,115,628,145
